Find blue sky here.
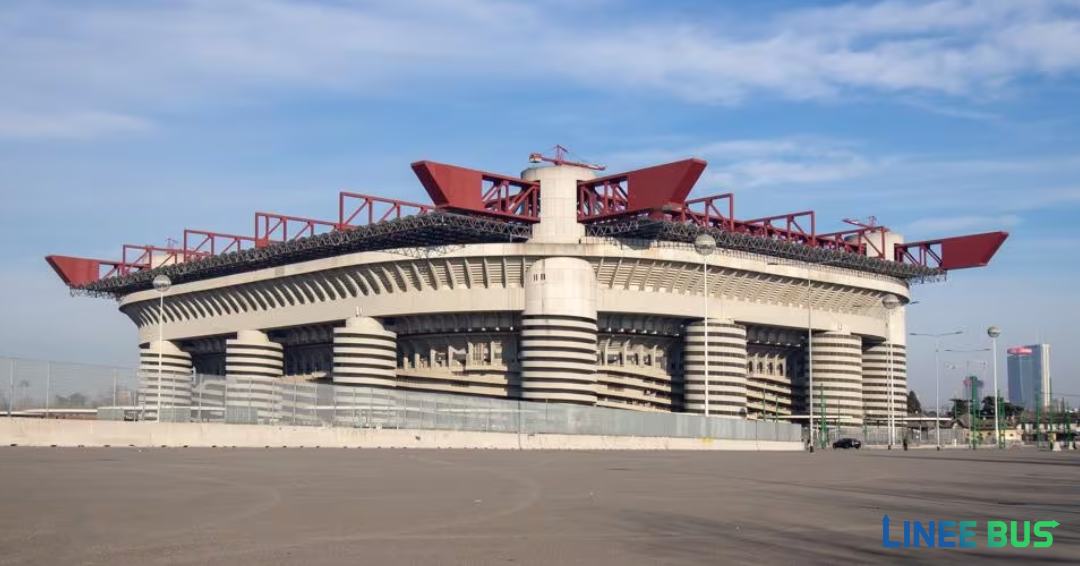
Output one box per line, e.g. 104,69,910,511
2,0,1079,409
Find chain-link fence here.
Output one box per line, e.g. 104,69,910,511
1,357,141,417
1,357,803,442
821,426,969,447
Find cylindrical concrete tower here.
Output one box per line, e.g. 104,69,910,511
808,332,864,425
847,231,906,261
522,164,597,244
520,257,599,404
138,340,193,411
862,341,891,422
683,320,748,416
225,330,283,423
332,315,398,388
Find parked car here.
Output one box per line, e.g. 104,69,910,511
833,438,862,449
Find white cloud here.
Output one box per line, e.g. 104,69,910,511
563,0,1080,103
0,111,150,140
905,214,1023,235
2,0,1080,138
605,137,880,189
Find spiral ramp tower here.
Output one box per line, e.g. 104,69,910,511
224,330,283,424
807,332,864,426
682,320,748,417
138,340,193,420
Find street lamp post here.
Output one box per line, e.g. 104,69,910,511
881,294,900,448
910,330,964,449
693,234,717,419
987,326,1002,449
152,274,172,422
766,258,848,451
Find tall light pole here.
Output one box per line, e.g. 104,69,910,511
987,326,1002,449
152,274,172,422
694,234,717,419
766,258,847,450
910,330,964,449
881,293,900,448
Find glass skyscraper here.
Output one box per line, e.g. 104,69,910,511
1006,343,1051,411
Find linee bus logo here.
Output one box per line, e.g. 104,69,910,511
881,516,1059,548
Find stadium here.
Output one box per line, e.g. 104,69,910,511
45,147,1008,429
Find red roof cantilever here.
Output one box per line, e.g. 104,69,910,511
44,156,1010,289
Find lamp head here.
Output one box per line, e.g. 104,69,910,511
152,274,172,293
693,233,717,257
881,294,901,310
987,325,1001,338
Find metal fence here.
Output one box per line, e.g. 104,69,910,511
823,426,969,447
1,357,803,443
1,357,141,416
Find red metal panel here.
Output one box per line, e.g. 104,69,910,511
338,192,432,228
45,255,112,287
410,161,539,221
411,161,485,209
254,212,339,247
895,231,1009,270
578,159,707,221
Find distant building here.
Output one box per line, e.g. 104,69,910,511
1007,344,1051,411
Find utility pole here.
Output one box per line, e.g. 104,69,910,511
910,330,963,449
820,388,827,448
1035,380,1042,449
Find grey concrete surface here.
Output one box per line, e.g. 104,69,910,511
0,447,1077,565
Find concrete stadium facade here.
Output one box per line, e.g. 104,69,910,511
113,162,916,426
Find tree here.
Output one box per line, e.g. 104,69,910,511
981,395,1007,419
52,392,90,408
907,390,923,415
949,398,970,419
1002,402,1024,422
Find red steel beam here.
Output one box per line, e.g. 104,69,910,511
411,161,539,221
338,192,432,228
815,226,890,255
578,179,630,219
111,244,194,277
895,231,1009,270
733,211,817,245
183,229,257,257
254,212,339,247
578,158,707,222
663,193,736,231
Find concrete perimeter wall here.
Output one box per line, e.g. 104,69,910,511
0,419,800,452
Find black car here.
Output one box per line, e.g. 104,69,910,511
833,438,862,449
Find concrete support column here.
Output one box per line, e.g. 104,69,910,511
332,316,398,388
520,257,598,405
683,320,748,417
809,332,864,426
522,164,595,244
138,340,192,412
862,342,908,424
225,330,283,423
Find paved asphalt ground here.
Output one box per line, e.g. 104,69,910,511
0,447,1077,565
